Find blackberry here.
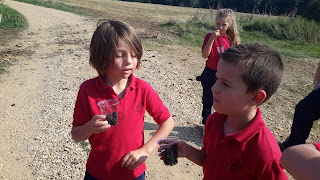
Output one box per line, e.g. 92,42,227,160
162,143,178,166
106,112,118,125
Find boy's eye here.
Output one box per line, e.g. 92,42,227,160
224,82,230,87
131,54,136,57
115,53,123,57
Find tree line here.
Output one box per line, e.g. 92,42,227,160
120,0,320,22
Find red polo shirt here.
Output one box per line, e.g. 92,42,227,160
202,108,288,180
202,33,231,70
73,74,171,180
314,143,320,151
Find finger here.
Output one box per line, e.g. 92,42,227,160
158,144,171,152
121,154,129,167
128,159,137,170
158,138,178,145
124,157,134,169
93,115,106,121
158,152,164,159
94,124,111,133
95,120,109,126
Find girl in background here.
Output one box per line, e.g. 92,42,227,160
199,8,240,129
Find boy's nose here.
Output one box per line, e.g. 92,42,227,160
125,55,133,63
211,81,220,93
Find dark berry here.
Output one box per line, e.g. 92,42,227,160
106,112,118,125
162,143,178,166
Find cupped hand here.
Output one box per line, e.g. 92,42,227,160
121,149,149,170
213,30,220,38
89,115,110,134
158,140,189,158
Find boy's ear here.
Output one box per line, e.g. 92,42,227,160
249,89,266,105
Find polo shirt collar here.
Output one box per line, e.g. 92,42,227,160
220,33,229,39
229,108,265,143
127,74,139,91
96,74,139,91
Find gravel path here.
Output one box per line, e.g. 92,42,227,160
1,0,319,179
1,0,97,179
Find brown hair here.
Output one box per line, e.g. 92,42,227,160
220,42,283,103
216,8,240,45
89,20,143,75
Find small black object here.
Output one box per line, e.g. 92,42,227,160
162,143,178,166
196,75,203,82
106,112,118,125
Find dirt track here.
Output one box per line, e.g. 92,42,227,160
1,0,319,179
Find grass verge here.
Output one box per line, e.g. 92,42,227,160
13,0,90,16
0,3,27,74
160,13,320,58
0,4,28,29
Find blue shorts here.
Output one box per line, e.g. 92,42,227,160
84,170,145,180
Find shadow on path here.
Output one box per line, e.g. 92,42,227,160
144,122,204,147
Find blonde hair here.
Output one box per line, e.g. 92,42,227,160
216,9,240,45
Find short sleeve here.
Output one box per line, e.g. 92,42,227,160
313,143,320,151
258,160,288,180
73,84,91,126
145,83,171,125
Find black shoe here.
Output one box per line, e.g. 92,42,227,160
196,75,202,81
278,138,292,152
278,142,286,152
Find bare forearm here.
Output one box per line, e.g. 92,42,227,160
71,124,93,142
281,144,320,180
202,36,216,58
184,144,206,166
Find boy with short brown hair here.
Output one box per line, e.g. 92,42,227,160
159,42,288,179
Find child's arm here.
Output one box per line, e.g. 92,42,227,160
281,144,320,180
71,115,110,142
202,30,220,58
121,117,174,170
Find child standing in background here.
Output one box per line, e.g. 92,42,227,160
278,62,320,152
71,20,174,180
199,8,240,127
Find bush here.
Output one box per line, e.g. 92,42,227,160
0,4,28,29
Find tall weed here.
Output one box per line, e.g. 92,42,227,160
242,15,320,43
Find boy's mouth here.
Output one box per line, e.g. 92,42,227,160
123,68,132,73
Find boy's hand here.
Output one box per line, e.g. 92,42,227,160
158,140,190,158
121,149,149,170
89,115,111,134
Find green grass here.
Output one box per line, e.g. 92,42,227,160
13,0,90,16
161,14,320,58
0,4,28,29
